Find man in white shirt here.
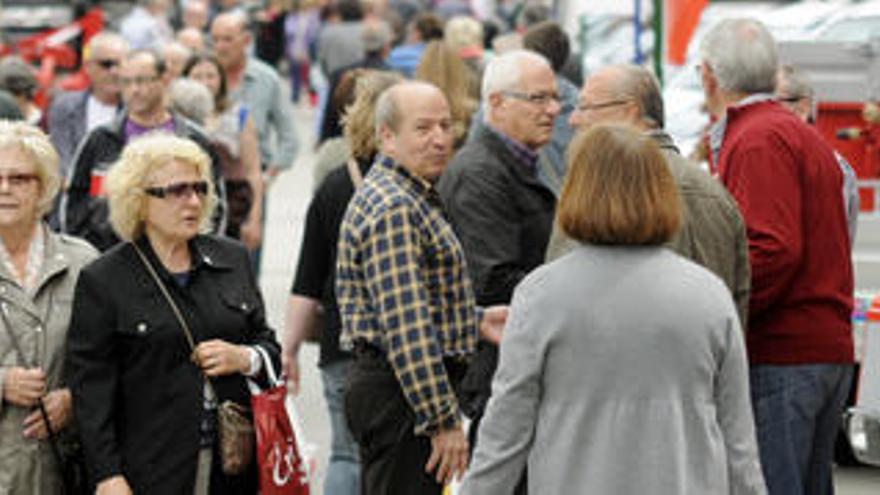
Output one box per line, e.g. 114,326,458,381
47,32,130,179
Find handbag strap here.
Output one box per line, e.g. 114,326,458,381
0,301,66,471
131,242,217,398
132,242,198,352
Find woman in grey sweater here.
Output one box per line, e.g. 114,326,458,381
461,125,766,495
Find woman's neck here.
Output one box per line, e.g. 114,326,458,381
0,221,38,258
146,231,191,273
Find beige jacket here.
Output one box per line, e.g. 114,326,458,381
0,228,97,495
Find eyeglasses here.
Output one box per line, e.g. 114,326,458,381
144,181,209,200
777,95,805,104
119,75,160,87
575,99,631,112
0,173,38,189
94,59,120,70
501,90,560,106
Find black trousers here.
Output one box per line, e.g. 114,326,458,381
344,346,466,495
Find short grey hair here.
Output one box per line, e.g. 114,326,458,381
602,64,664,129
481,50,551,102
168,78,215,125
699,18,778,94
777,64,815,101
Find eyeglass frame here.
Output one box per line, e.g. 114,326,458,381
500,90,561,106
575,99,632,113
144,181,209,200
0,173,39,189
119,75,161,87
92,59,121,70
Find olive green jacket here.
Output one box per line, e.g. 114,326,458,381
0,228,97,494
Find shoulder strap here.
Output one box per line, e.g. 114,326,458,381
131,242,198,352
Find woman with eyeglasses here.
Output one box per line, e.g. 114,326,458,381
66,133,280,495
0,121,98,494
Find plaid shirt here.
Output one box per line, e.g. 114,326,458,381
336,156,480,435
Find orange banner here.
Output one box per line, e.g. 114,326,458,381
666,0,708,65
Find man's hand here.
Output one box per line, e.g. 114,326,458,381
479,305,508,345
96,476,133,495
192,340,251,377
425,424,469,485
2,367,46,407
240,216,263,251
22,388,72,439
281,346,301,395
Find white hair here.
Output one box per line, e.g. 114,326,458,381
699,18,778,94
168,78,214,125
481,50,550,98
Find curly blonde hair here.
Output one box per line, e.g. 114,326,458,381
105,132,217,241
0,120,62,217
341,70,404,161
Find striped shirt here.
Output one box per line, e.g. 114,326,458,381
336,156,480,435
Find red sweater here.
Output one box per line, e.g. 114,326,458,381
717,101,853,364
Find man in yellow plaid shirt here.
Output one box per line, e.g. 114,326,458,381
335,81,506,495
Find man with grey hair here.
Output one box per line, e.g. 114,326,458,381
700,18,854,494
47,31,129,178
438,49,559,494
336,81,506,494
552,63,750,326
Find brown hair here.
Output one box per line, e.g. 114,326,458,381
557,125,681,246
415,41,478,144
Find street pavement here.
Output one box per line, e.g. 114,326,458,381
259,104,880,494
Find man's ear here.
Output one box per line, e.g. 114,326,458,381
378,124,395,156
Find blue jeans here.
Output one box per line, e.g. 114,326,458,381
750,364,854,495
321,359,360,495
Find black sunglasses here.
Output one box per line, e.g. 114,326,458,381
94,59,120,70
144,181,209,200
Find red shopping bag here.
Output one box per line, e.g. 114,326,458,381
250,348,310,495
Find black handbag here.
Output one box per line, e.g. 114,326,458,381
0,302,89,495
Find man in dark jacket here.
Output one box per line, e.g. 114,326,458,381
61,49,225,251
700,19,853,494
437,50,559,494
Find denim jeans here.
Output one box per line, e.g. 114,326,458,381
750,363,854,495
321,359,360,495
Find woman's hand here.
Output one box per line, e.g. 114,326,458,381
22,388,72,439
192,340,251,377
2,367,46,407
96,476,133,495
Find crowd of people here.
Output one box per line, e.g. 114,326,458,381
0,1,859,494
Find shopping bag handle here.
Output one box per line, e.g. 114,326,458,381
247,345,282,394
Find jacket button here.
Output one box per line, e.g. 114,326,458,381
137,322,148,334
240,302,249,311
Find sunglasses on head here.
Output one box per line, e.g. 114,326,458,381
144,181,209,200
94,59,120,70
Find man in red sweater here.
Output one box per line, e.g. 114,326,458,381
699,18,854,495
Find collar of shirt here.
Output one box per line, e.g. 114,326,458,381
375,155,443,205
486,124,539,173
708,92,776,166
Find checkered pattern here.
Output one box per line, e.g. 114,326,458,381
336,156,479,435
